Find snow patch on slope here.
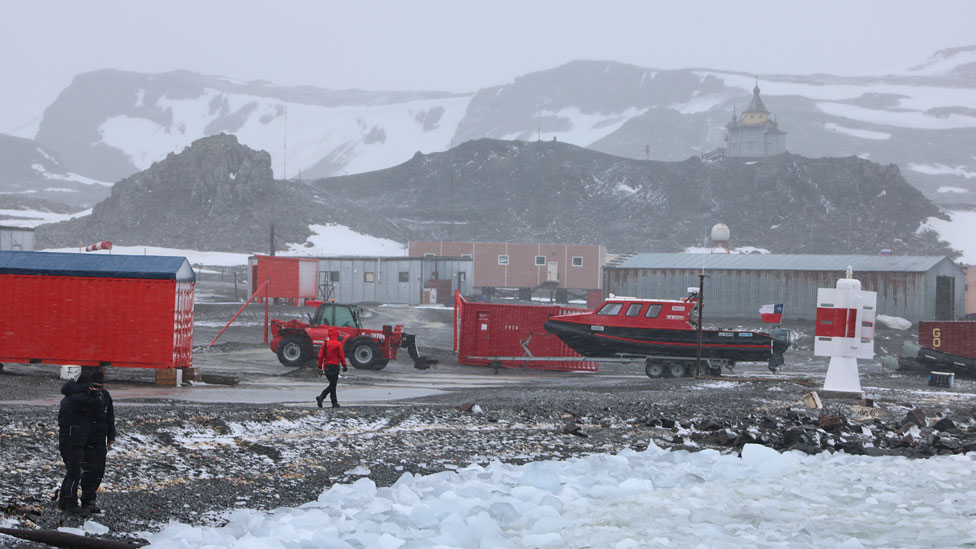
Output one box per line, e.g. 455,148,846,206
823,122,891,140
97,89,473,179
924,209,976,264
285,224,405,257
0,208,91,227
503,106,645,146
910,163,976,179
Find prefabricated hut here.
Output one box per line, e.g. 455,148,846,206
408,241,605,301
604,253,965,322
0,251,195,369
0,226,34,251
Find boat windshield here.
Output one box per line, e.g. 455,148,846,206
596,303,623,316
645,304,663,318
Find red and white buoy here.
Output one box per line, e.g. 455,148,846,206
84,241,113,252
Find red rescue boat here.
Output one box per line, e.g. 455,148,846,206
544,290,792,375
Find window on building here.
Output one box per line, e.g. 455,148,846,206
572,256,583,267
645,304,663,318
398,271,409,283
328,271,340,282
460,253,472,259
625,303,642,317
498,255,509,265
424,253,436,258
458,271,466,281
364,272,375,283
535,255,546,266
597,303,623,316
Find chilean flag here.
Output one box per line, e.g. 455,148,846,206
760,304,784,323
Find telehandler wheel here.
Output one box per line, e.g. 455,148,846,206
277,337,313,367
346,337,386,370
644,361,665,378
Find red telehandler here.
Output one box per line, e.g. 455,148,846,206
269,300,437,370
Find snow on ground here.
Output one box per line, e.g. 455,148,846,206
144,442,976,548
823,122,891,140
924,209,976,264
684,246,770,254
285,223,406,256
938,186,969,194
0,207,91,227
909,163,976,179
501,106,645,146
34,224,404,266
97,89,472,179
31,163,113,185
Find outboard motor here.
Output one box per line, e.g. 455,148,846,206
768,328,793,373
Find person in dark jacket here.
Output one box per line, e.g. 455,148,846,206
81,370,115,514
315,327,348,408
57,373,93,514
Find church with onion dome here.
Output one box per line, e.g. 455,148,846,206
725,79,786,157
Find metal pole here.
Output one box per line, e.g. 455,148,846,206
208,280,268,347
695,273,705,377
264,277,270,344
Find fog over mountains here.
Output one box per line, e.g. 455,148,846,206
5,45,975,212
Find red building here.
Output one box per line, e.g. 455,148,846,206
409,241,605,300
0,251,195,369
248,255,319,303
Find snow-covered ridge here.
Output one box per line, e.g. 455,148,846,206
907,45,976,76
97,87,473,179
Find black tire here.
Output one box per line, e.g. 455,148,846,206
345,337,386,370
276,336,313,367
645,361,665,378
665,362,687,378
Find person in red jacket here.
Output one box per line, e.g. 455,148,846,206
316,327,348,408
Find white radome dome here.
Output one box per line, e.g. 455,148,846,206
710,223,730,242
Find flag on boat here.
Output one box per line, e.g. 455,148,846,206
759,303,784,323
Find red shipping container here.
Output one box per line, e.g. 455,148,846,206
919,321,976,359
454,291,596,371
0,251,195,369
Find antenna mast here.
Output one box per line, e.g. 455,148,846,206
283,106,288,180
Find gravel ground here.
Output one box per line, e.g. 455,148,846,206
2,277,975,547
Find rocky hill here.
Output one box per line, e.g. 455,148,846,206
36,136,954,257
0,134,111,208
315,139,953,256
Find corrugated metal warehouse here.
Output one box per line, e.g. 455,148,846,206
0,226,34,251
605,254,966,322
248,256,473,305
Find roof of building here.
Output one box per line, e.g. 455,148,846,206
0,226,35,231
745,84,769,113
611,253,954,273
0,251,196,281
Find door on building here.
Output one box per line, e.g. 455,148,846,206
547,262,558,282
475,311,491,355
935,276,955,320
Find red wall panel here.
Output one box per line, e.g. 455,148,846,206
0,274,194,368
455,292,596,371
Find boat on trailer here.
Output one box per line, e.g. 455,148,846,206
544,290,792,377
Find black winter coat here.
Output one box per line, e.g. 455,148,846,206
88,388,116,445
58,381,93,447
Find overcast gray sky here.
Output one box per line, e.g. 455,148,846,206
1,0,973,135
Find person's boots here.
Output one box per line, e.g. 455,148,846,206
81,500,102,514
331,402,340,408
315,395,324,408
58,498,89,515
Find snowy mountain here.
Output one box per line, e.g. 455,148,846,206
0,134,111,210
36,135,955,259
18,45,976,209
